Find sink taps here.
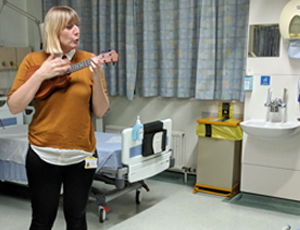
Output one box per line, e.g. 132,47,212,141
264,87,287,112
282,87,287,108
270,98,282,112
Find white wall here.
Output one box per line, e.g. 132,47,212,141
0,0,42,94
0,0,245,171
26,0,43,51
0,0,28,47
0,0,42,48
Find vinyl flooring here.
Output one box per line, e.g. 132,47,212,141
1,171,300,230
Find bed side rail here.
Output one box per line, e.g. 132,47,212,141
0,96,23,127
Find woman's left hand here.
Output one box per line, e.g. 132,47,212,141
89,54,109,118
89,54,103,77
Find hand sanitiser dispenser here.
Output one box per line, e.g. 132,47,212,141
244,75,253,91
132,115,144,141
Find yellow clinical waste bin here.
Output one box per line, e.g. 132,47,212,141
193,117,243,199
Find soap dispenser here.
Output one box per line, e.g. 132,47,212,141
132,115,144,141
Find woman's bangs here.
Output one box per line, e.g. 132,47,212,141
61,11,79,28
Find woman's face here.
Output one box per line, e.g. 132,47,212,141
58,23,80,54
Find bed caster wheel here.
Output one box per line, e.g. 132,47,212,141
136,190,142,204
98,206,106,223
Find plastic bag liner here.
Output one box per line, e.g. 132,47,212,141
196,117,243,141
287,39,300,58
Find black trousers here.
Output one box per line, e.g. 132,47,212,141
26,146,96,230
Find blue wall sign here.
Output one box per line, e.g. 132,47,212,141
260,75,270,85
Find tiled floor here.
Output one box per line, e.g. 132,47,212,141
1,172,300,230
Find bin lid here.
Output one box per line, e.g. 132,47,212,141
197,117,243,127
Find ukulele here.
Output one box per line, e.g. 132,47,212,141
24,50,119,100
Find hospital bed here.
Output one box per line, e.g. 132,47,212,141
0,97,30,183
0,97,175,223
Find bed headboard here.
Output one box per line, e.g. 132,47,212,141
121,118,173,182
0,96,23,127
121,118,172,165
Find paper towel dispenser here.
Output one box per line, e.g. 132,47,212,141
279,0,300,39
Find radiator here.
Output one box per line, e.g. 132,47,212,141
171,131,186,170
105,125,128,134
105,125,186,170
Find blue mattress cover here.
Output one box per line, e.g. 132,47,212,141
95,132,122,171
0,160,27,181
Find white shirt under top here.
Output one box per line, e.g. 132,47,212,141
31,49,94,166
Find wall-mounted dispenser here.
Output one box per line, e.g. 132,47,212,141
279,0,300,40
244,75,253,91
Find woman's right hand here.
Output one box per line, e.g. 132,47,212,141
7,54,71,114
36,54,71,81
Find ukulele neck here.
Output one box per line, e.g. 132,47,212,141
60,50,118,77
62,59,91,76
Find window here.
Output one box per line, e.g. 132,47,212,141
248,24,280,57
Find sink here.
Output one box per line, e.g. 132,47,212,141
240,119,300,139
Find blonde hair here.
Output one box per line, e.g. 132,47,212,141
43,6,79,54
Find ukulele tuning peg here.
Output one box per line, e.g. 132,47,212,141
108,49,111,52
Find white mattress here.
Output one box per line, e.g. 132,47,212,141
0,125,28,165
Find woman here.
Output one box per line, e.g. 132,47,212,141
7,6,109,230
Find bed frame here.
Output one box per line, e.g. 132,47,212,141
91,119,174,222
